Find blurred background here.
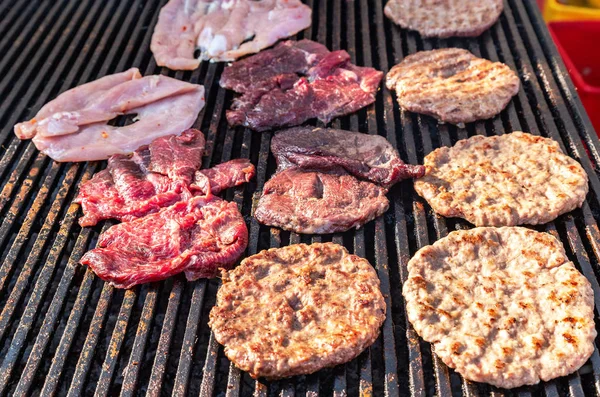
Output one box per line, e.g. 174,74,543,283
538,0,600,133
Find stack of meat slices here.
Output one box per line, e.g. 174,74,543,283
255,127,425,234
77,129,255,288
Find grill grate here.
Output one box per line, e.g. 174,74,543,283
1,0,599,395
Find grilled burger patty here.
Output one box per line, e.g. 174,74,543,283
209,242,386,379
384,0,503,38
386,48,519,124
414,132,588,226
404,227,596,389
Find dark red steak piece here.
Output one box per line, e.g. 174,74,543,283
254,168,389,234
220,40,383,131
192,159,256,195
80,195,248,289
76,129,204,226
76,129,255,227
271,126,425,187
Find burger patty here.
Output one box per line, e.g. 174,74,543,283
384,0,504,38
414,132,588,226
404,227,596,389
254,167,389,234
386,48,520,125
209,242,386,379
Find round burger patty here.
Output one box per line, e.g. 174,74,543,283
404,227,596,389
254,167,389,234
384,0,503,38
209,242,386,379
415,132,588,226
386,48,519,124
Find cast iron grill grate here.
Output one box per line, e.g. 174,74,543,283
0,0,599,395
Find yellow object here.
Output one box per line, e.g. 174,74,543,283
544,0,600,21
588,0,600,8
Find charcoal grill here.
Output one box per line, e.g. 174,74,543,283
1,0,599,395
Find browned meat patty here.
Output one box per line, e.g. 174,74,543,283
271,126,424,187
384,0,503,38
414,132,588,226
254,168,389,234
386,48,520,125
209,242,386,379
404,227,596,388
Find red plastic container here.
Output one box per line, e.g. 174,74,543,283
548,21,600,133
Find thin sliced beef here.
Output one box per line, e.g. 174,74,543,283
220,40,383,131
254,167,389,234
76,130,256,227
192,158,255,195
80,195,248,288
272,126,425,187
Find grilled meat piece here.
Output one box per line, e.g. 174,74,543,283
81,195,248,288
151,0,311,69
75,130,255,227
15,68,205,161
209,242,385,379
414,132,588,226
254,167,389,234
384,0,503,38
386,48,519,125
220,40,383,131
271,126,424,187
404,227,595,388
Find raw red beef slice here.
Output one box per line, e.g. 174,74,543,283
80,195,248,288
220,40,383,131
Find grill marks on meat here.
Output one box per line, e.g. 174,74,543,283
76,130,256,227
386,48,519,125
271,126,425,187
150,0,311,69
254,168,389,234
220,40,383,131
403,227,595,388
209,243,385,379
384,0,504,38
80,195,248,288
14,68,205,162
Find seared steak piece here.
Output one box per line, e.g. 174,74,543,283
80,195,248,288
414,132,588,226
254,168,389,234
271,126,424,187
209,243,385,379
384,0,503,38
404,227,595,388
220,40,383,131
192,158,255,195
386,48,519,125
76,130,256,226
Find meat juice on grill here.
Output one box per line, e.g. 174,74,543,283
220,40,384,131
